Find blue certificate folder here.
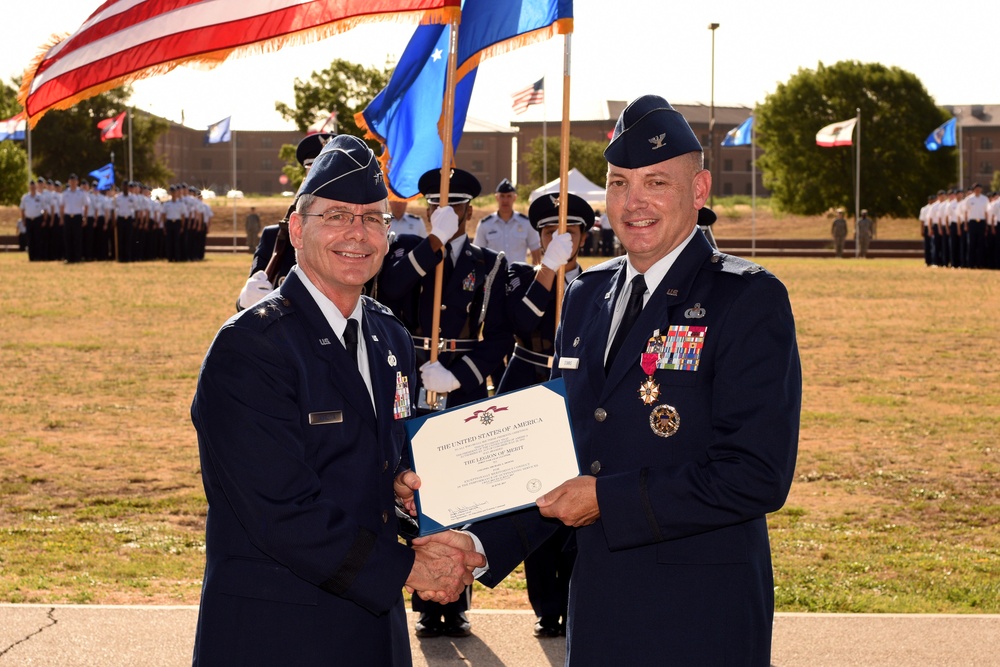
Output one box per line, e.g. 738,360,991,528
404,378,579,536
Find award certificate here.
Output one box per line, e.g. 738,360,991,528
405,378,579,535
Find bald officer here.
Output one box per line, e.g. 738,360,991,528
449,95,801,666
192,135,483,665
474,178,541,265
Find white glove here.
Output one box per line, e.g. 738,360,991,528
429,205,460,244
238,270,274,309
540,232,575,271
420,361,461,393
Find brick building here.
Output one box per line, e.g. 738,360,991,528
512,101,767,198
151,118,301,195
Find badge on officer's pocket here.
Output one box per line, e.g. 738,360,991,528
308,410,343,425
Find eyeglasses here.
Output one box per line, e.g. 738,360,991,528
301,209,392,231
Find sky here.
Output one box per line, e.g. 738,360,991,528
2,0,989,133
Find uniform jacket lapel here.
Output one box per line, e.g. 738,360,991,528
280,272,377,430
360,303,398,440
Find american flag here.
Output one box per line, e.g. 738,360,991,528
19,0,460,125
511,78,545,114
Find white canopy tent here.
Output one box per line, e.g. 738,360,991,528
528,168,606,203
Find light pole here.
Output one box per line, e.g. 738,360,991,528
708,22,719,206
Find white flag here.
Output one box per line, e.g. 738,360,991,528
816,118,857,147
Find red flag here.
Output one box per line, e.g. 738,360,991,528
19,0,460,126
97,111,126,142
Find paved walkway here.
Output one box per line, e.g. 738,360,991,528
1,604,997,666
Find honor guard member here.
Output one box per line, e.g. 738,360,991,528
474,178,541,265
80,180,95,260
964,183,989,269
194,189,211,260
42,179,59,260
831,208,848,258
497,192,595,638
237,133,335,310
856,209,874,258
191,134,482,666
60,173,89,263
946,189,962,267
460,94,801,666
20,180,46,261
163,185,187,261
114,181,136,262
388,199,427,238
919,195,935,266
988,191,1000,269
377,167,513,639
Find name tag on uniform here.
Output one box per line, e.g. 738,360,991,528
558,357,580,370
308,410,343,425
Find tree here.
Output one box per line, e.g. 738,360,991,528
523,136,608,190
29,87,171,186
0,142,28,205
0,79,28,203
756,61,954,217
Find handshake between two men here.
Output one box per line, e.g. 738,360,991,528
394,466,602,603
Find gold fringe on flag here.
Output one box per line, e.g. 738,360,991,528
19,7,460,128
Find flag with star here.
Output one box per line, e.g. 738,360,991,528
358,0,573,199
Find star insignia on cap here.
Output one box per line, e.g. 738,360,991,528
649,133,667,150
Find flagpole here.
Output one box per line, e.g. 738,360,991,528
127,108,133,183
554,35,572,328
542,78,548,185
232,128,238,251
957,115,963,187
26,121,32,183
854,108,861,258
426,18,460,410
751,113,756,258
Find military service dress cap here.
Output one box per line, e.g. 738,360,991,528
528,192,595,232
697,207,717,227
297,134,387,205
418,168,481,204
605,95,703,169
295,133,335,168
68,173,78,180
495,178,516,193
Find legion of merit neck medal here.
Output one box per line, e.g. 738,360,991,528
641,330,681,438
638,332,666,406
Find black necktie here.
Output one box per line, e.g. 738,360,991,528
443,242,454,281
605,274,646,374
343,318,360,364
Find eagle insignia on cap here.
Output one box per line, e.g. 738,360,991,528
548,194,560,207
649,133,667,150
318,135,331,147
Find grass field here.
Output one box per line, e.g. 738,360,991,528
0,252,996,611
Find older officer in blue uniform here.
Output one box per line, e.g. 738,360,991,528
191,135,483,666
443,95,801,666
378,167,512,639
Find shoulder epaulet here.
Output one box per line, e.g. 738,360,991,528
709,252,768,276
480,212,498,222
513,211,530,220
581,256,626,275
362,295,394,317
236,293,293,331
